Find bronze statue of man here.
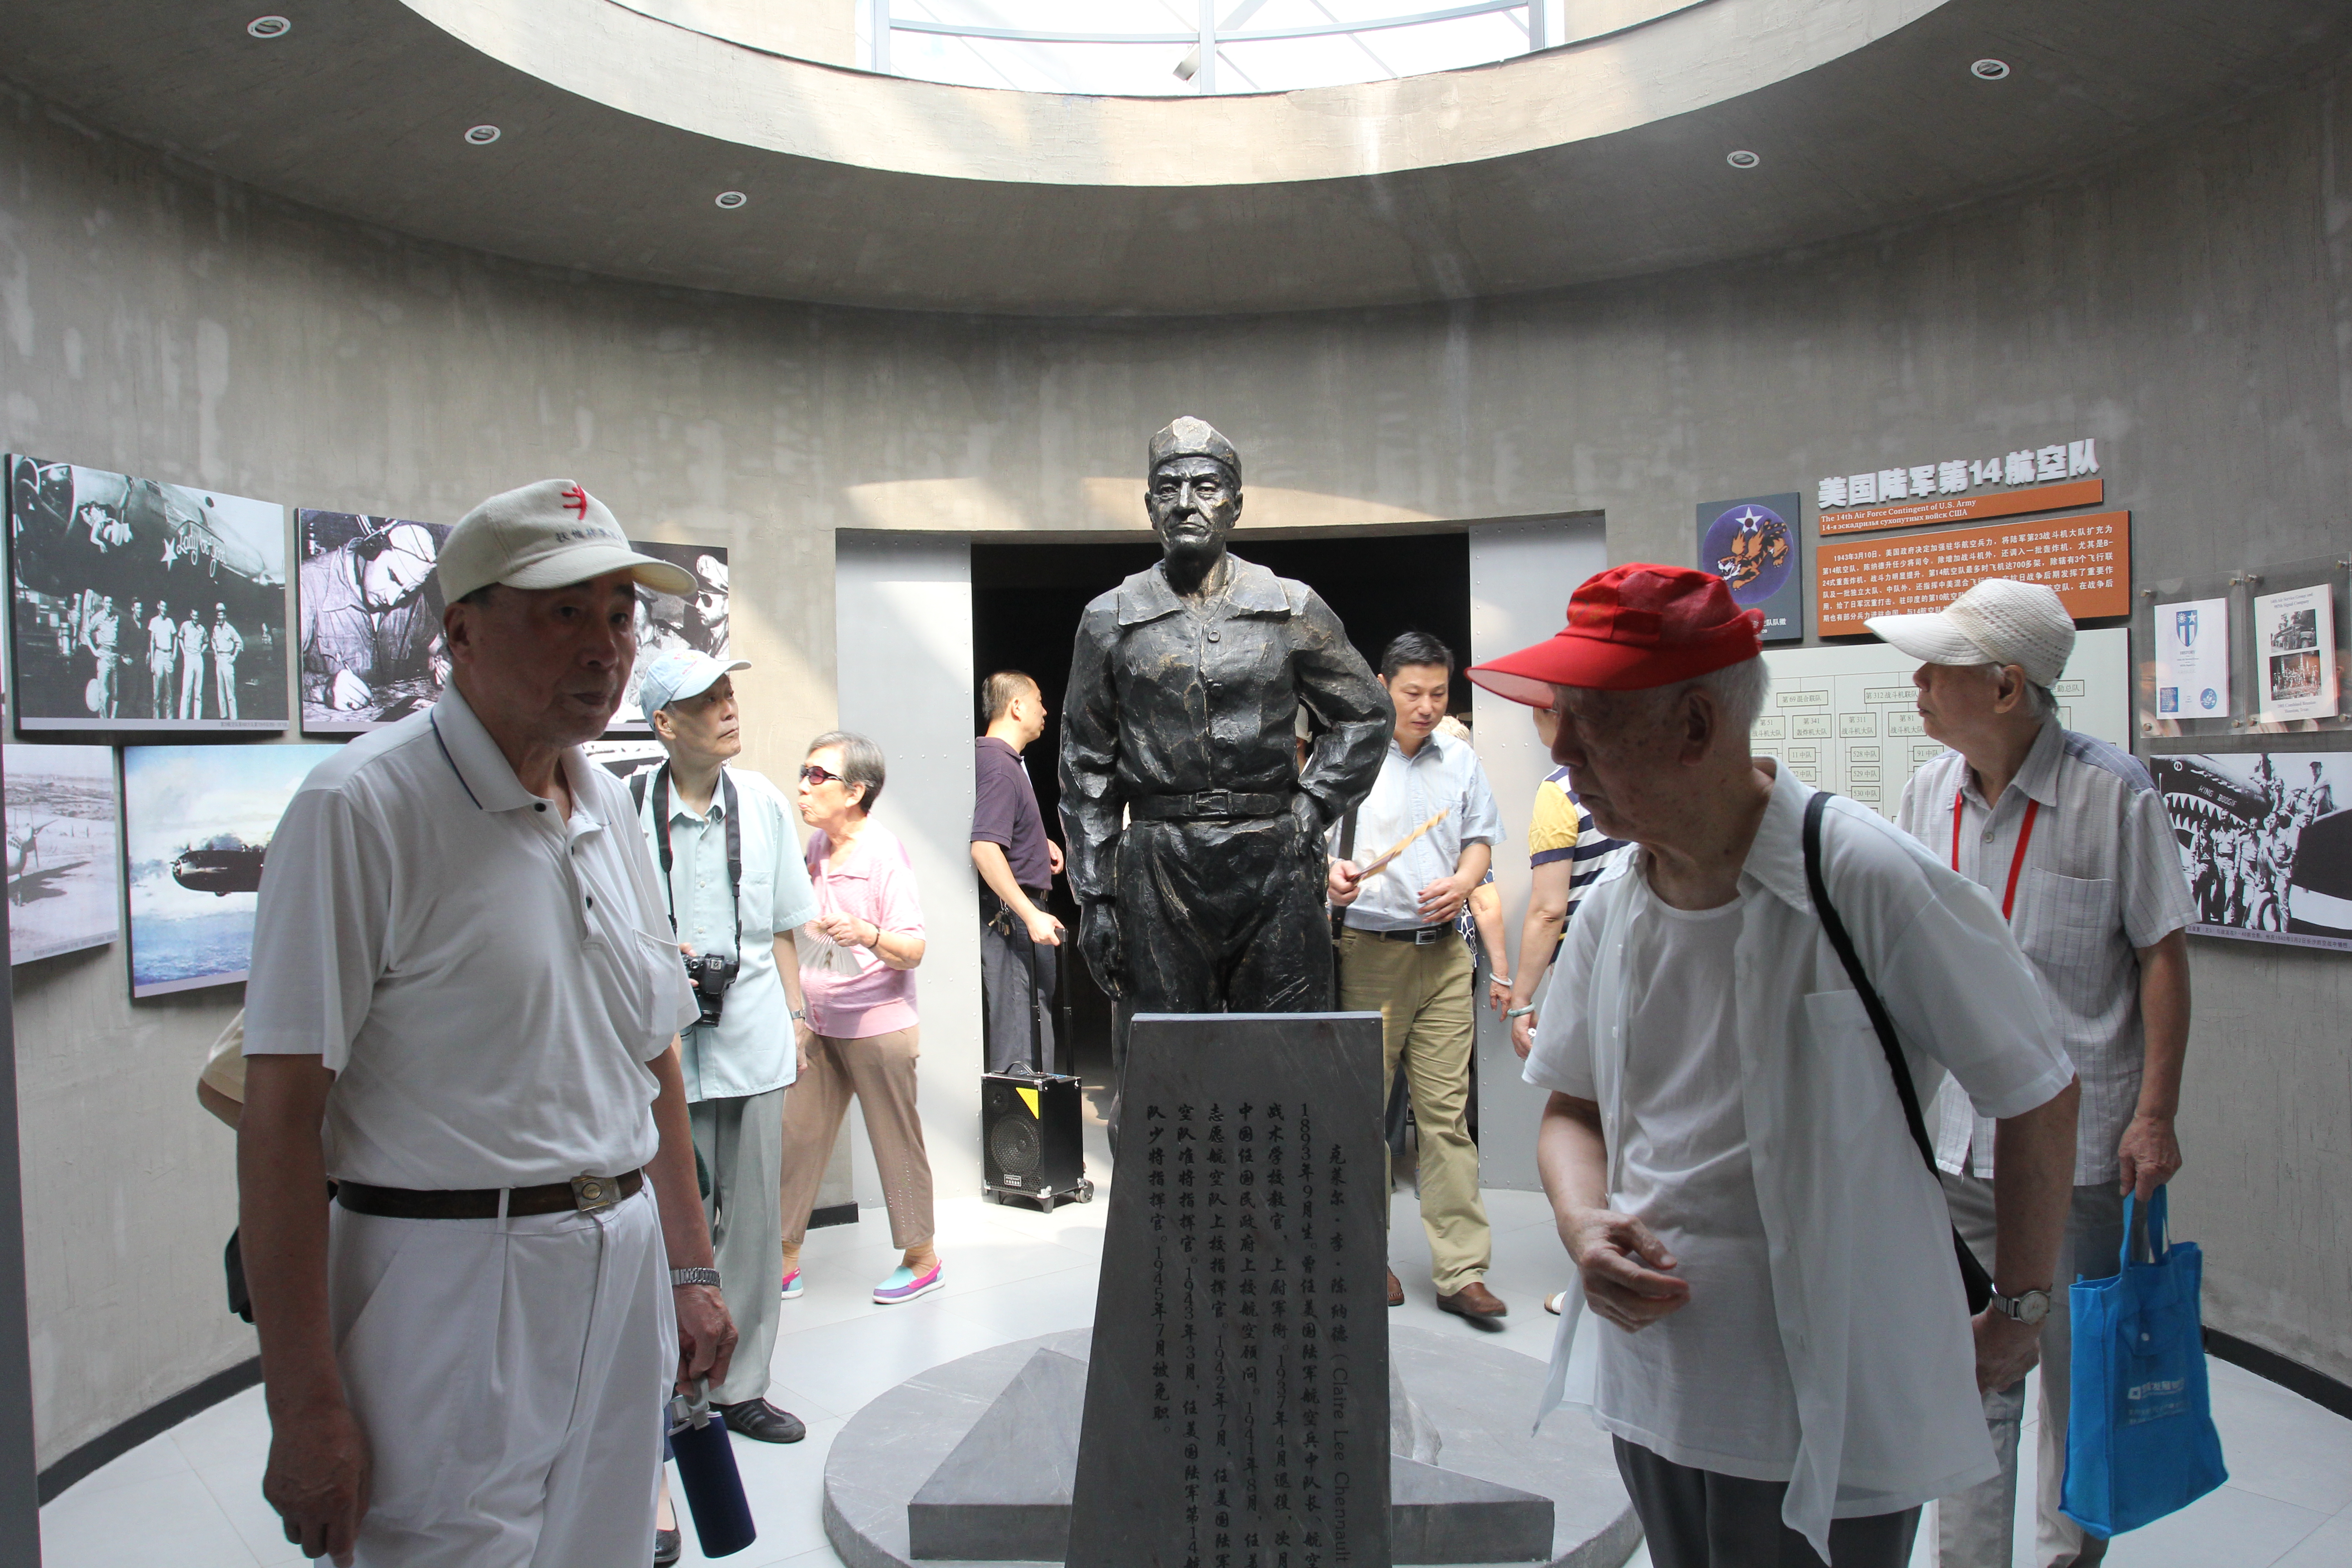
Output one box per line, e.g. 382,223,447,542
1060,416,1391,1019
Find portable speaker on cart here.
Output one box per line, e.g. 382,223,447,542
981,914,1092,1211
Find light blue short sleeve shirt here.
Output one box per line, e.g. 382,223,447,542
637,764,822,1101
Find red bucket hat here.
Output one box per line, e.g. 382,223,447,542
1465,564,1764,706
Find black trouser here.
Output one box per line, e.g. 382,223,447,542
980,893,1058,1074
1613,1438,1921,1568
1107,812,1333,1149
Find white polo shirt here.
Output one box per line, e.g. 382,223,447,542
1525,763,2075,1557
245,682,699,1190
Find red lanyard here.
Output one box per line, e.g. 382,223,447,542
1953,789,2040,921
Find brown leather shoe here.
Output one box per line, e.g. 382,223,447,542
1436,1281,1509,1321
1386,1269,1405,1307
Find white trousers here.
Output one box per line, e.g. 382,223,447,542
324,1186,675,1568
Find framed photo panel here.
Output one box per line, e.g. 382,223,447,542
295,510,453,734
8,456,289,733
5,743,120,965
122,742,335,997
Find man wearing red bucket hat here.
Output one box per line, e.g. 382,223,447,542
1466,564,2083,1568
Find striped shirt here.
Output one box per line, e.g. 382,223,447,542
1529,766,1631,951
1895,720,2194,1186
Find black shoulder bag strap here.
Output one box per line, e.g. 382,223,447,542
1329,805,1359,946
1801,789,1995,1315
646,764,744,956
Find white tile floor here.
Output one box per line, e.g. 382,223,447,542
38,1181,2352,1568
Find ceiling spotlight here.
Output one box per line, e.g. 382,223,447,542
246,15,290,38
715,191,748,210
1971,58,2010,80
1725,149,1760,169
464,125,502,146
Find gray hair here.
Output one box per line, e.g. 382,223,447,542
1976,662,2057,720
1552,655,1772,743
807,730,887,814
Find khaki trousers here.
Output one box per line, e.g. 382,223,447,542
777,1026,935,1250
1937,1172,2127,1568
1337,928,1489,1292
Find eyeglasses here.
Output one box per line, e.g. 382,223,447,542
799,764,843,786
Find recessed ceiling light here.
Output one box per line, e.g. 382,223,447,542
464,125,502,146
246,15,290,39
1971,58,2010,80
715,191,748,210
1725,150,1760,169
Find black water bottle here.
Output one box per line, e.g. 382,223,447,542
667,1383,757,1558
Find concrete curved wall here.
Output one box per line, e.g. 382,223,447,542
5,52,2349,1468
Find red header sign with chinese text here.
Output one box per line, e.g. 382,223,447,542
1816,511,2131,637
1817,478,2105,536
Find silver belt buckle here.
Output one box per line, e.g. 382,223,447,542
570,1172,620,1214
1416,925,1444,945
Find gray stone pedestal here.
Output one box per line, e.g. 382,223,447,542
823,1326,1639,1568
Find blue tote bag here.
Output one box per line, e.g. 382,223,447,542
2061,1188,2228,1537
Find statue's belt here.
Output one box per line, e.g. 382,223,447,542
1128,789,1294,822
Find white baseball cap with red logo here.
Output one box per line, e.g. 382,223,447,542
437,479,695,603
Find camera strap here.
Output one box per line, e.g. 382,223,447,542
643,764,744,959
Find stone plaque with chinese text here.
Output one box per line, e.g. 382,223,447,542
1068,1012,1390,1568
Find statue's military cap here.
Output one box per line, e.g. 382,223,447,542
1148,416,1241,485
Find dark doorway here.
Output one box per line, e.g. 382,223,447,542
969,530,1473,1127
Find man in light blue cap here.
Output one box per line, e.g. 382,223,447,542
632,649,822,1447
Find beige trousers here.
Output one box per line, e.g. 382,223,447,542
1337,929,1490,1292
777,1025,935,1250
1938,1172,2126,1568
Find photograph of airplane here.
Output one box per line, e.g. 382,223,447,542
122,743,332,997
8,454,289,732
2154,750,2352,952
4,743,120,965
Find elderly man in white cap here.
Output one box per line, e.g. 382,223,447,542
240,480,735,1568
631,648,821,1447
1871,577,2195,1568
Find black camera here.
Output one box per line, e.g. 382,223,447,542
683,952,740,1027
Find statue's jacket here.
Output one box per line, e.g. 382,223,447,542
1058,553,1391,906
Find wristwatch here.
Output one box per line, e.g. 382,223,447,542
1991,1287,2052,1327
789,1007,806,1021
670,1267,722,1289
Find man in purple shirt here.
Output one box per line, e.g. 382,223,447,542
973,670,1066,1073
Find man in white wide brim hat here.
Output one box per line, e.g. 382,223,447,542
1872,577,2195,1568
240,478,733,1566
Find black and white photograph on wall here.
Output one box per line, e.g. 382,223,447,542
296,510,452,734
5,743,119,965
610,540,728,735
2154,750,2352,951
581,739,666,790
8,456,289,733
122,742,335,997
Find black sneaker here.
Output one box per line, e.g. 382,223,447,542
717,1398,807,1443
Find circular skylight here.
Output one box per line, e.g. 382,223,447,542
867,0,1616,96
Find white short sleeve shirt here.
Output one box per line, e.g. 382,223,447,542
244,682,699,1190
1525,764,2075,1556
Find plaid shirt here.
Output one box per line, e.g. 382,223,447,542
1896,720,2194,1185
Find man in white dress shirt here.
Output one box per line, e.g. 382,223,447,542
1874,578,2195,1568
1327,630,1508,1320
240,480,734,1567
1467,563,2082,1568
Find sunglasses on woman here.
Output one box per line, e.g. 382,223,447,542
799,764,843,786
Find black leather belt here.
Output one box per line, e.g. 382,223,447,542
1129,789,1293,822
337,1169,644,1220
1352,922,1458,946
